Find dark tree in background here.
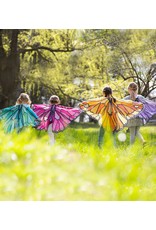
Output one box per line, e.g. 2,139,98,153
0,29,22,107
0,29,84,108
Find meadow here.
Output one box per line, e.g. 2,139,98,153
0,122,156,201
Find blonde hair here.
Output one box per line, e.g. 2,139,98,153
16,93,31,105
49,95,60,104
128,82,138,101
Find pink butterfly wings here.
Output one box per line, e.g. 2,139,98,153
32,104,81,132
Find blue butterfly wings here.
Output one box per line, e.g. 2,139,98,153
0,104,39,133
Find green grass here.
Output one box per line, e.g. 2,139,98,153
0,122,156,200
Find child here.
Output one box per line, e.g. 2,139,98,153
0,93,40,133
32,95,82,145
124,82,156,145
79,86,143,148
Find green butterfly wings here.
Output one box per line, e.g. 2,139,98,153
0,104,39,133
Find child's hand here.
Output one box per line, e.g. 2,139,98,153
79,101,88,110
34,119,41,127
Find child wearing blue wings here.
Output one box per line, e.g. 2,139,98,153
0,93,40,133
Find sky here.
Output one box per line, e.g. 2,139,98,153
1,0,156,29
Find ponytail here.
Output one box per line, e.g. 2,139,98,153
112,96,116,103
108,96,116,103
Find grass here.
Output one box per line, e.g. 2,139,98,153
0,122,156,200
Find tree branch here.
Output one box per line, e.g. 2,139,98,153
37,50,53,63
149,96,156,100
144,86,156,97
122,51,141,80
119,73,146,85
18,46,84,54
57,85,82,102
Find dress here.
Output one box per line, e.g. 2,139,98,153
0,104,39,133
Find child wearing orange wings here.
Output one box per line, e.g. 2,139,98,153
79,86,143,148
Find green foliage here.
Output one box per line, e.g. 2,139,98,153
18,29,156,104
1,29,156,107
0,123,156,201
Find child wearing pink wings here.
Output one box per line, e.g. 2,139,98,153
32,95,82,145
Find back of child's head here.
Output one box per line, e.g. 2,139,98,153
128,82,138,101
128,82,138,92
103,86,112,96
103,86,116,102
16,93,31,105
49,95,60,104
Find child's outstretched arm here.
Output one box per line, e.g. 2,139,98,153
26,106,40,119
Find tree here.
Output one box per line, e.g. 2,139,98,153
0,29,84,108
0,29,21,107
1,29,156,109
79,29,156,98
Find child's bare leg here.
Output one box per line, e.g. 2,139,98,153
129,127,136,144
136,126,146,143
47,124,55,145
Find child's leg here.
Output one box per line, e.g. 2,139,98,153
129,127,136,144
98,126,105,148
112,131,117,147
136,126,145,143
47,124,55,145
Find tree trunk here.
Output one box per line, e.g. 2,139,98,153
0,29,23,108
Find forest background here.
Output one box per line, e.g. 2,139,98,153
1,29,156,109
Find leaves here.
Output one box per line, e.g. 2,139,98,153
1,29,156,108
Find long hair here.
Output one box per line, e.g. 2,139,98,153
103,86,116,103
128,82,138,101
49,95,60,105
16,93,31,105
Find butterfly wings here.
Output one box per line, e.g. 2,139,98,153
32,104,52,130
0,104,39,133
114,99,143,130
32,104,81,132
79,97,143,131
52,106,81,132
136,96,156,124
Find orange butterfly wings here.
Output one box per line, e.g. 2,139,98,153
79,97,143,131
